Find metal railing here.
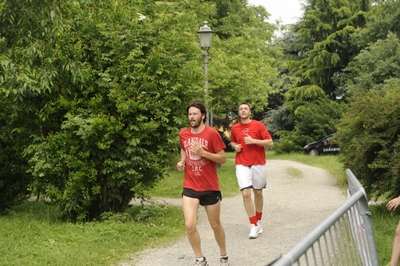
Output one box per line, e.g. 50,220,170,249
267,169,379,266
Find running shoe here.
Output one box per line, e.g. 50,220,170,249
249,224,262,239
220,257,230,265
258,220,263,234
194,258,209,266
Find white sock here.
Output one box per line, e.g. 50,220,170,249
196,256,205,262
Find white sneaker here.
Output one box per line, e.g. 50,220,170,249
258,220,263,234
249,224,262,239
194,258,209,266
220,257,229,265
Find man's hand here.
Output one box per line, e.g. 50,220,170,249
387,196,400,211
176,160,185,171
234,144,242,153
190,142,204,156
243,134,255,145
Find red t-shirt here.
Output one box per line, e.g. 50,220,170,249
230,120,272,166
179,126,226,192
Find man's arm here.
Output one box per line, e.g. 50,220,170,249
180,147,186,161
243,135,274,147
230,141,243,153
176,148,186,171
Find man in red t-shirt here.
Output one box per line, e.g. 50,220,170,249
230,102,273,239
177,101,229,266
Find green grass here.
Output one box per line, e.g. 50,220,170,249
285,167,303,178
0,201,184,266
0,151,395,265
370,203,399,265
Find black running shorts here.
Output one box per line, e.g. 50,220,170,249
182,188,222,206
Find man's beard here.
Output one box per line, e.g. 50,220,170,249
190,118,202,128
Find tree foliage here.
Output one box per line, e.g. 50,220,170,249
350,0,400,51
290,0,369,98
273,84,344,153
1,0,206,220
337,17,400,198
208,1,279,116
0,0,61,213
270,0,368,152
346,32,400,94
336,86,400,199
0,107,30,213
0,0,278,220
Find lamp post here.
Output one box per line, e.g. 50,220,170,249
197,21,213,126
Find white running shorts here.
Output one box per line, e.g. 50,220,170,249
235,164,267,190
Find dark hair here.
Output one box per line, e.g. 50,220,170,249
186,101,207,123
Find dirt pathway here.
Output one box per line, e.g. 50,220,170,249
120,160,346,266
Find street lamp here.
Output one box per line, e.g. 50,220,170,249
197,21,213,126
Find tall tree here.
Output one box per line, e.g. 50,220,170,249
345,32,400,95
273,84,344,154
208,1,280,118
337,30,400,198
1,0,207,220
350,0,400,51
290,0,369,98
268,0,369,152
0,0,64,212
0,0,281,220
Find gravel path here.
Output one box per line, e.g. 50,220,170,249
120,160,346,266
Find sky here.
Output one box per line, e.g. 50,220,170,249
248,0,304,25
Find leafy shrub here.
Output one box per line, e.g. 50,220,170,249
125,202,170,222
337,86,400,199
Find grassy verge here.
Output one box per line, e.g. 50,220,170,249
0,201,184,266
0,151,395,265
369,204,398,265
